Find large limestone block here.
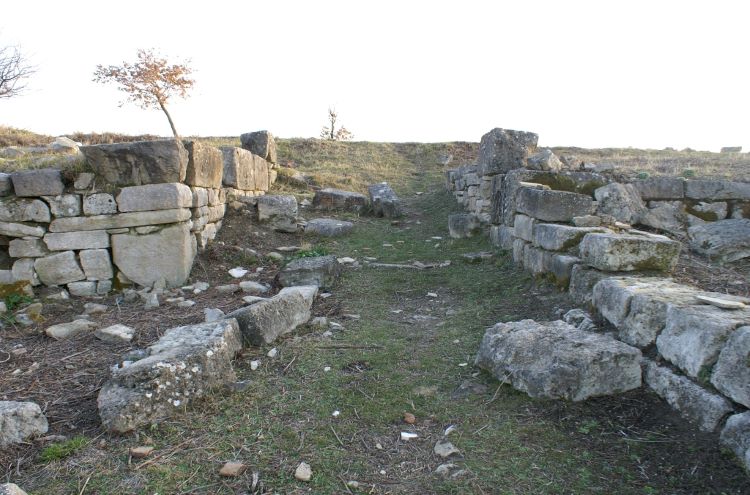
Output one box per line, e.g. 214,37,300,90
720,412,750,472
526,149,562,172
44,230,109,251
522,245,548,275
639,201,687,236
83,193,117,215
10,169,64,196
0,401,48,447
475,319,642,401
80,139,188,186
312,188,368,212
257,195,298,233
534,223,609,251
305,218,353,237
0,198,50,223
0,221,44,238
594,183,646,224
225,286,316,346
34,251,85,285
688,219,750,262
116,183,193,212
685,179,750,200
644,360,732,432
278,255,340,289
710,326,750,407
633,177,685,200
656,304,750,378
546,253,580,287
220,147,259,190
43,194,81,218
240,130,277,164
49,209,191,232
183,141,224,188
569,264,611,306
477,128,538,175
111,222,196,288
11,258,39,286
9,238,49,258
448,213,481,238
368,183,403,218
516,188,595,222
80,249,114,281
489,225,515,250
98,320,241,433
579,232,681,272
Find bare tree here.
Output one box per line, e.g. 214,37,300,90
320,107,353,141
0,45,35,99
93,49,194,138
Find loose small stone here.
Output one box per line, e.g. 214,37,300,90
219,461,246,477
250,360,260,371
177,300,196,308
295,462,312,482
129,446,154,458
403,412,416,424
267,348,278,358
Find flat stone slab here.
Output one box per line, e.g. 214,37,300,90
644,360,732,432
688,219,750,262
116,183,193,212
312,188,368,212
44,230,109,251
579,232,681,272
516,188,595,222
533,223,609,252
305,218,353,237
225,285,316,346
0,401,49,447
0,198,50,223
475,319,642,401
368,183,402,218
80,139,188,186
49,209,192,232
98,320,242,433
10,169,64,197
684,179,750,200
278,255,340,289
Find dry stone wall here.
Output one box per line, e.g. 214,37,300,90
0,133,278,294
447,128,750,472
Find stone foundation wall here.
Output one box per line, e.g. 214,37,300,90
0,133,278,293
446,128,750,472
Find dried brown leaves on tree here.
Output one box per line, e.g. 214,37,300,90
320,107,353,141
93,49,194,138
0,45,35,99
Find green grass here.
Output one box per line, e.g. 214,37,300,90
39,436,89,463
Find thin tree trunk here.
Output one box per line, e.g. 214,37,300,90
158,99,179,138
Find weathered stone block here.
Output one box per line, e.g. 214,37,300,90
526,149,562,172
44,230,109,251
579,233,681,272
83,193,117,216
475,319,642,401
312,188,368,212
477,128,538,175
644,360,732,432
720,412,750,472
0,173,13,196
0,222,44,238
305,218,353,237
191,187,208,208
710,326,750,408
183,141,224,188
516,188,595,222
240,130,277,164
685,180,750,200
523,245,548,275
50,209,192,232
534,223,608,251
368,183,403,218
220,147,268,191
257,195,298,233
67,281,97,296
640,200,687,236
10,169,64,196
12,258,39,286
569,264,610,306
489,225,514,250
43,194,81,218
278,255,340,289
111,222,196,288
513,214,535,242
594,183,646,224
448,213,481,238
633,177,685,200
80,249,114,281
0,401,48,447
512,238,527,264
225,286,316,346
688,219,750,262
9,239,49,258
0,198,50,223
98,320,241,433
80,139,188,186
546,254,580,287
116,183,193,212
34,251,85,285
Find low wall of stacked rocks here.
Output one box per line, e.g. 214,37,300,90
0,131,278,295
446,128,750,472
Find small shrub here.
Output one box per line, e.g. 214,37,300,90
637,171,650,179
682,169,696,178
291,247,329,259
40,435,88,462
4,292,32,312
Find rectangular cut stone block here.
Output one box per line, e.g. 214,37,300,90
513,214,535,242
685,180,750,200
534,224,608,251
312,188,368,212
0,198,50,223
569,264,610,306
0,221,44,238
12,258,39,286
512,239,527,264
34,251,85,285
644,360,732,432
0,401,48,447
191,187,208,207
83,193,117,216
49,209,192,232
207,204,226,223
489,225,514,250
220,147,267,191
10,169,64,196
44,230,109,251
111,222,196,288
116,183,193,212
523,245,548,275
711,326,750,408
475,319,642,401
9,238,49,258
97,320,241,433
633,178,685,200
80,139,187,186
0,172,12,196
68,281,97,296
516,188,594,222
477,128,538,175
80,249,114,281
43,194,81,217
720,412,750,472
579,233,681,272
656,304,750,378
183,141,224,188
546,254,580,287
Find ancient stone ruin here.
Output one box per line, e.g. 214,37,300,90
447,127,750,471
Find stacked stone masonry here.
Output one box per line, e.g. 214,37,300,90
447,128,750,472
0,133,278,293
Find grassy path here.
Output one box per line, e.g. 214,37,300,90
21,145,750,494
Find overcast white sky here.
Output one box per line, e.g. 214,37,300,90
2,1,748,150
